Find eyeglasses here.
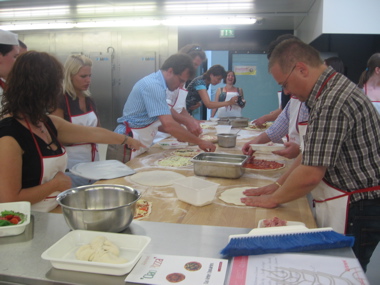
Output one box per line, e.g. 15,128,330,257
281,64,296,90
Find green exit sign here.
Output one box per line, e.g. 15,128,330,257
220,29,235,38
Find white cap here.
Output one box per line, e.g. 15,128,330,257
0,29,19,45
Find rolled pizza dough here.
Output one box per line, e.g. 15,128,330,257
129,170,185,186
219,187,257,206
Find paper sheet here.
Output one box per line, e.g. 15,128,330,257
125,254,228,285
228,253,369,285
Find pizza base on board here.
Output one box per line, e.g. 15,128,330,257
219,187,258,206
199,134,218,143
129,170,185,186
157,156,192,167
244,158,285,171
171,148,201,157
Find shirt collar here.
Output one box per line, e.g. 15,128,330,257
157,70,168,90
305,66,335,109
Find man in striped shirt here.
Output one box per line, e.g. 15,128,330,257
115,53,216,153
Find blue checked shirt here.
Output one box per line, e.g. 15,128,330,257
303,67,380,202
115,70,171,133
266,99,309,143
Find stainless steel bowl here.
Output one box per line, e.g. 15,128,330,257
56,184,141,232
217,133,237,148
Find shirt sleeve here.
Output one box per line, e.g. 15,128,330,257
142,82,171,118
265,102,291,143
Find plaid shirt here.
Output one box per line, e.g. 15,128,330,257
303,67,380,202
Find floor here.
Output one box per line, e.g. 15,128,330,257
366,245,380,284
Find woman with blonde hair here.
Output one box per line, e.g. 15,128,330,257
51,54,102,186
358,53,380,113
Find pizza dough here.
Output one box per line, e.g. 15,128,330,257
171,148,201,157
219,187,257,206
129,170,185,186
76,236,128,264
157,156,192,167
200,134,218,143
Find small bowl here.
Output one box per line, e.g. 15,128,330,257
56,185,141,232
217,133,237,148
209,117,219,122
0,201,31,237
173,176,219,206
215,125,232,134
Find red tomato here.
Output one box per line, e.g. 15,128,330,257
9,218,19,224
5,215,14,220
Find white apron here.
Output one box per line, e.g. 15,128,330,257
65,96,99,170
25,120,68,212
299,71,380,234
166,87,188,114
126,120,162,160
287,97,302,144
216,91,242,118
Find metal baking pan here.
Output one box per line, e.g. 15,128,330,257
217,117,249,128
191,153,249,179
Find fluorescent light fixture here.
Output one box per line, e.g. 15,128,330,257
0,6,70,19
162,16,256,26
0,16,256,31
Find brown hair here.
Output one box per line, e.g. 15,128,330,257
160,53,196,79
204,64,227,81
1,51,64,125
268,39,323,74
358,53,380,89
179,44,206,62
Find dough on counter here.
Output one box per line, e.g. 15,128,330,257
219,187,258,206
76,236,128,264
129,170,185,186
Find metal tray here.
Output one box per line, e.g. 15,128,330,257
191,153,249,179
217,117,249,128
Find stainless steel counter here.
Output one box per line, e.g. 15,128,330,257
0,211,354,285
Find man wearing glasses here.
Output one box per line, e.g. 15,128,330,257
241,39,380,272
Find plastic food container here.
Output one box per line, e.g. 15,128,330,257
191,153,249,179
0,201,31,237
173,176,219,206
41,230,151,276
215,125,232,134
250,143,286,152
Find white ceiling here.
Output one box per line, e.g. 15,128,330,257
0,0,316,30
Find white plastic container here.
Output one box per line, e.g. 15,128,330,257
173,176,219,206
215,125,232,134
41,230,151,276
0,201,31,237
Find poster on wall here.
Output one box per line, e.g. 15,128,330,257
234,65,256,75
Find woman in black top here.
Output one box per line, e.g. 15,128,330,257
0,51,144,212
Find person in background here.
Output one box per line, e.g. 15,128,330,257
18,39,27,54
211,70,246,118
186,64,239,115
324,56,345,74
241,39,380,271
114,53,216,159
0,51,144,212
252,34,298,127
51,54,100,187
0,30,19,102
163,44,206,137
242,36,308,160
358,53,380,113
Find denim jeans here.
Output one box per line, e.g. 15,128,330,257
346,198,380,272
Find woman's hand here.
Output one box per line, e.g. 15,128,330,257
228,96,239,105
53,171,73,192
127,137,146,151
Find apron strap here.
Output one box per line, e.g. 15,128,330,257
314,183,380,203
